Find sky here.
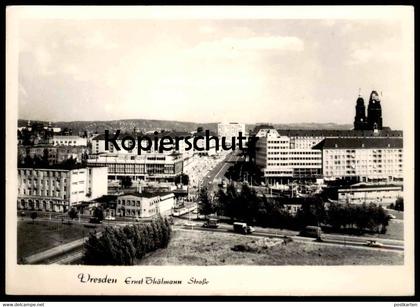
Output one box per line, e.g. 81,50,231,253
17,17,411,129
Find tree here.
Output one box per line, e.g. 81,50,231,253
239,183,259,224
41,148,50,167
224,183,240,221
395,197,404,211
93,206,104,222
121,176,133,189
175,174,189,185
68,207,79,220
198,187,215,217
30,211,38,224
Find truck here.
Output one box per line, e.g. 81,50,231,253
233,222,255,234
202,218,219,228
299,226,323,240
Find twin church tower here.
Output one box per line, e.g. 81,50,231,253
354,90,383,131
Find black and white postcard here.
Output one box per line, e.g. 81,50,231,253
5,6,415,296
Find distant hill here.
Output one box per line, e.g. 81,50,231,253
18,119,218,135
246,122,353,132
18,119,353,135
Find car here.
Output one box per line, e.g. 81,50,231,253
202,218,219,228
184,222,195,227
365,240,384,248
105,216,116,221
299,226,323,239
20,211,26,217
388,214,397,219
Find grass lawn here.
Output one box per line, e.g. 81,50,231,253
138,230,403,265
364,219,404,241
324,219,404,241
17,220,100,259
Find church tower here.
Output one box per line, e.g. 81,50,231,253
367,90,383,130
354,93,368,130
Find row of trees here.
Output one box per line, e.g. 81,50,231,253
224,161,263,186
198,183,391,234
325,203,390,233
83,216,172,265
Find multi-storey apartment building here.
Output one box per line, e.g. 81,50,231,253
17,166,108,212
255,129,323,184
87,153,184,182
254,128,403,184
313,137,403,183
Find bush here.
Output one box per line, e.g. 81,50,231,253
83,216,172,265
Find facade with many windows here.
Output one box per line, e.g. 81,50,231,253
116,191,175,218
254,128,403,184
314,137,403,183
17,166,108,212
87,153,184,182
255,129,322,184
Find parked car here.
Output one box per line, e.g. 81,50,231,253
20,211,26,217
202,218,219,229
233,222,255,234
184,222,195,227
105,216,116,221
365,240,384,248
388,214,397,219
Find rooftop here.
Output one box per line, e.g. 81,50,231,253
277,129,403,138
120,191,174,198
312,137,403,149
92,195,118,203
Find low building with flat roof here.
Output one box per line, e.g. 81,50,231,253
116,191,175,218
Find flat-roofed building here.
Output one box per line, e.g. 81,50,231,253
254,127,403,185
87,152,184,182
313,137,403,183
17,166,108,212
324,183,403,205
116,191,175,218
255,129,322,184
